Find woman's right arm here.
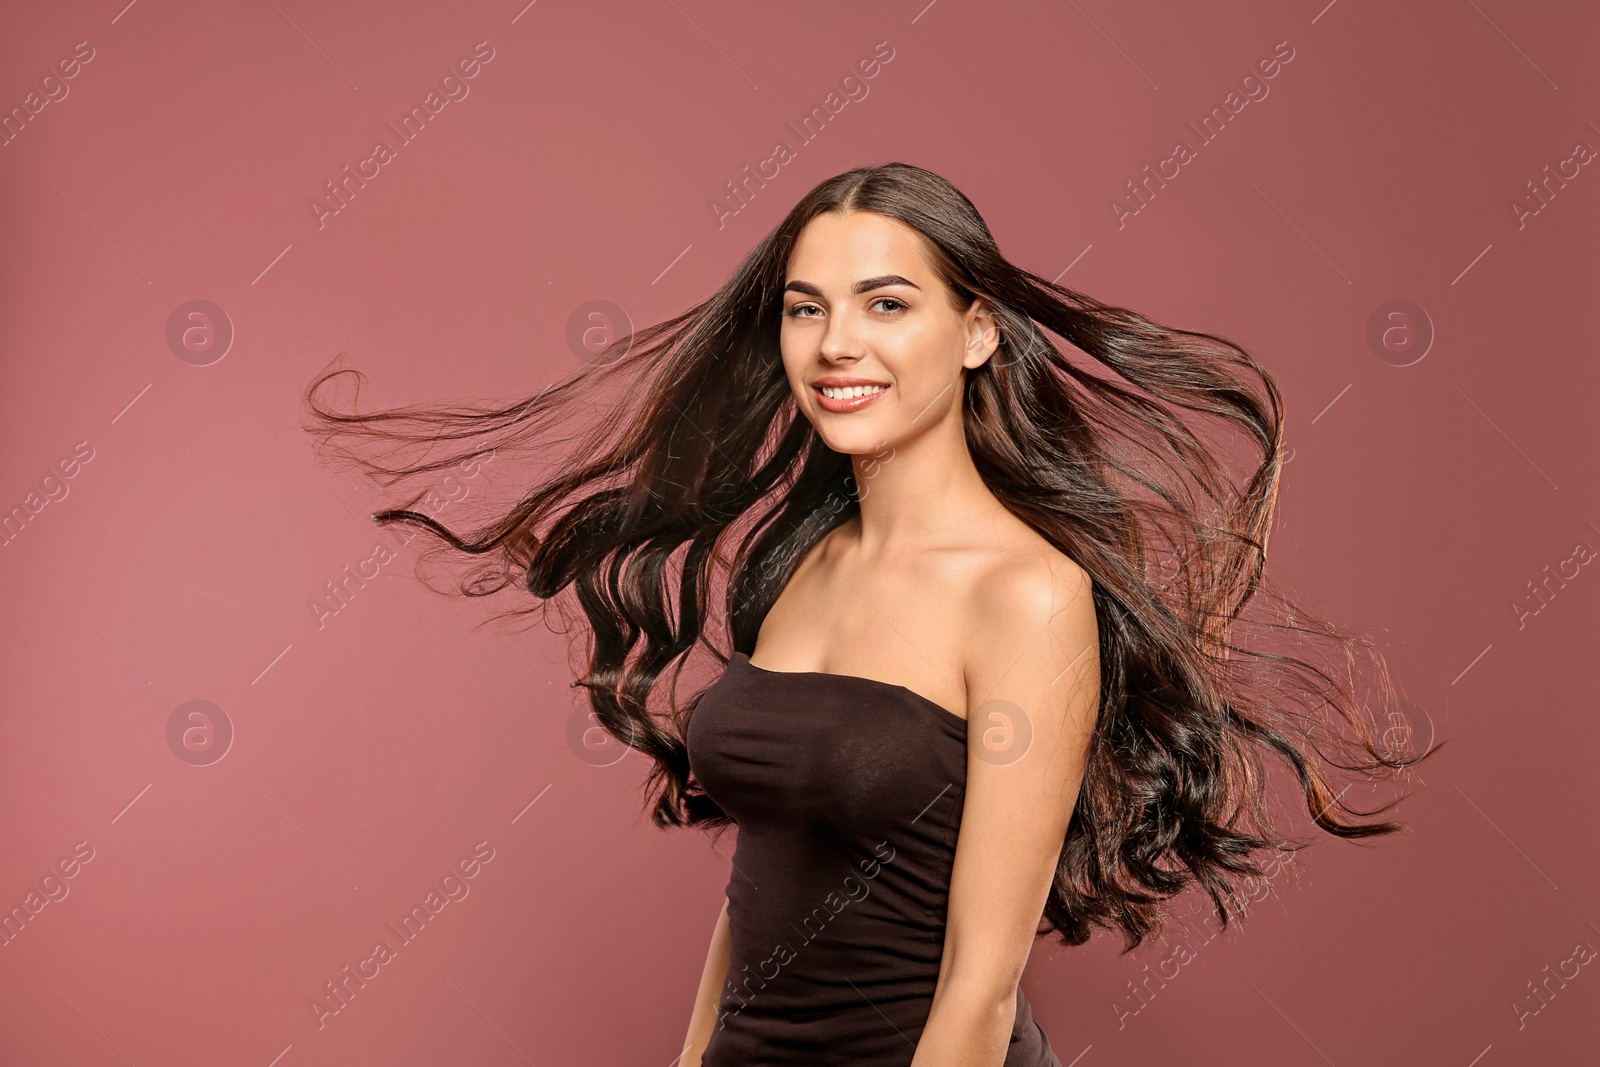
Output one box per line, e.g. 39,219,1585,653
678,895,732,1067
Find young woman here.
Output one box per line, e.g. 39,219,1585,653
304,162,1433,1066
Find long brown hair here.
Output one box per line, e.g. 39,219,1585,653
302,161,1437,952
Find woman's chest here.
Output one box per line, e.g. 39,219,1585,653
686,662,967,834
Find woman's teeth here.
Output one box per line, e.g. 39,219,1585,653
819,385,887,399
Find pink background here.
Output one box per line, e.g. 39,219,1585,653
2,1,1597,1064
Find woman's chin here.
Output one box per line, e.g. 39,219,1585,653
816,426,889,457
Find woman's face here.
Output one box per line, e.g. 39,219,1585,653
779,210,997,457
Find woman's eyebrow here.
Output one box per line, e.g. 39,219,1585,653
783,275,922,297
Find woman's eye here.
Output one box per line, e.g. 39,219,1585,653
784,298,904,318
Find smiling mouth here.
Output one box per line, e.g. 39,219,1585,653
813,383,889,413
818,384,887,400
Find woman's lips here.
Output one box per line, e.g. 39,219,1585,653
814,385,888,414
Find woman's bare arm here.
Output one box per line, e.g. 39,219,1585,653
914,559,1100,1066
678,895,732,1067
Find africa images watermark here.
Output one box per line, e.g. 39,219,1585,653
1112,844,1300,1030
755,440,896,588
1507,124,1596,232
0,841,97,948
1511,929,1596,1031
306,840,497,1029
0,39,96,149
0,439,95,549
307,41,498,230
708,40,897,230
1509,522,1596,631
716,839,898,1029
1109,39,1297,229
307,446,496,631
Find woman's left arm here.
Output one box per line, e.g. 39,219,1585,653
911,557,1101,1067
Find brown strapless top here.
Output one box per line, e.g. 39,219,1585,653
685,651,1061,1066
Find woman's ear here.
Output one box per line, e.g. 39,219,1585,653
962,299,1002,370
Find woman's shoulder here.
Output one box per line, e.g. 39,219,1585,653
960,521,1093,623
954,532,1100,709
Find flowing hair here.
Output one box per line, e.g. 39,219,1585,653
301,161,1438,952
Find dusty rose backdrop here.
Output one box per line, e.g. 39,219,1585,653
1,0,1596,1064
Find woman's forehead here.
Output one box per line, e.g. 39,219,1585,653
786,212,937,287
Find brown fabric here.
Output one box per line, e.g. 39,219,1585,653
686,651,1062,1065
